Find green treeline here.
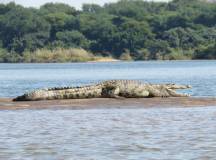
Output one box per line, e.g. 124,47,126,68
0,0,216,62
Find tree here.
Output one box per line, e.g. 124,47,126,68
0,0,216,62
0,4,50,53
112,19,154,55
56,30,89,48
82,4,103,13
44,12,71,41
40,3,76,15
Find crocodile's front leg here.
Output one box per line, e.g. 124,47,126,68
102,85,120,98
148,86,169,97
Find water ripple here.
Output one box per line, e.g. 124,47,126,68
0,107,216,159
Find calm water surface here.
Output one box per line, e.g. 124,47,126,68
1,108,216,160
0,61,216,159
0,61,216,97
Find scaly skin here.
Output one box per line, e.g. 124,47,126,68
13,80,191,101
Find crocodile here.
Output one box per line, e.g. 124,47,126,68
13,80,191,101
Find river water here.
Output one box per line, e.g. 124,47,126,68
0,61,216,159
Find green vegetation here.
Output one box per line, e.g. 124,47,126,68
0,0,215,62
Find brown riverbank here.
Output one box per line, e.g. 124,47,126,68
0,97,216,110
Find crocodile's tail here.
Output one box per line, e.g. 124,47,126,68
13,94,29,101
13,85,103,101
13,89,51,101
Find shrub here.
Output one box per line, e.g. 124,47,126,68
0,48,7,62
119,50,133,61
194,43,216,59
163,49,193,60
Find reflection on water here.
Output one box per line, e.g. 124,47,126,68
0,107,216,160
0,61,216,97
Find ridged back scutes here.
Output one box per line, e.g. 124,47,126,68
41,80,145,91
46,83,103,91
101,79,144,87
47,86,81,91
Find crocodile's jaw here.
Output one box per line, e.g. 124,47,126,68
165,84,192,90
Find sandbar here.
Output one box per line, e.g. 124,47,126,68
0,97,216,110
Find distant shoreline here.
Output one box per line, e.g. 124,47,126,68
0,97,216,110
0,1,215,62
1,59,216,64
87,57,120,62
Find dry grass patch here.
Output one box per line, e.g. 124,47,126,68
23,48,95,63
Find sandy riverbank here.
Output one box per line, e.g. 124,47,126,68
0,97,216,110
88,57,120,62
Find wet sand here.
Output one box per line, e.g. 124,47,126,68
0,97,216,110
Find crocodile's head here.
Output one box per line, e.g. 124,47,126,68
165,84,192,90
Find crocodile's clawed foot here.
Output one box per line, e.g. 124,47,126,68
178,93,190,97
185,93,191,97
116,96,126,100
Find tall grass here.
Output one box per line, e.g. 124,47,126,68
23,48,95,63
